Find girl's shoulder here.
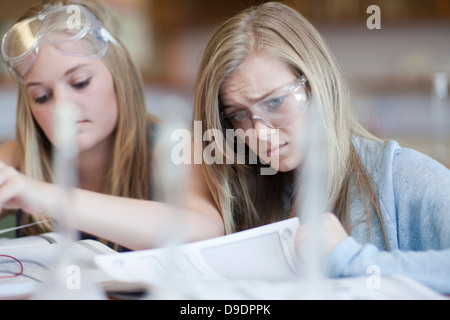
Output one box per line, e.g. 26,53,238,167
352,136,399,175
352,135,448,177
352,135,449,197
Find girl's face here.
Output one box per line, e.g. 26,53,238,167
24,44,118,155
220,51,308,173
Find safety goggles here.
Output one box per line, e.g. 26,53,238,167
1,5,118,82
220,75,310,130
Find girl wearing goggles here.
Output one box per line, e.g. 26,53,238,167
193,2,450,294
0,0,223,251
2,4,118,82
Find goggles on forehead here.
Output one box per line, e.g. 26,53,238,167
1,5,118,82
220,75,310,130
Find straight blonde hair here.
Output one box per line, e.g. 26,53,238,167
12,0,158,238
193,2,388,247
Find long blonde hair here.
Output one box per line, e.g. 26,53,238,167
193,2,387,246
13,0,158,236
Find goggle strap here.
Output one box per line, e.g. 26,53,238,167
100,28,119,46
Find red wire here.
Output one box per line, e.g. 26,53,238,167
0,255,24,280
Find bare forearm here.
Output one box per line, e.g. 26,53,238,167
0,161,224,251
70,189,225,251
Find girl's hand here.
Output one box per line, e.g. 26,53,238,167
0,162,58,217
295,212,349,262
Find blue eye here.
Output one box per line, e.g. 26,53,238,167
264,95,286,110
232,111,248,122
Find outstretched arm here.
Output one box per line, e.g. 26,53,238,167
0,161,224,251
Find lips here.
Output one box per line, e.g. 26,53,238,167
267,143,287,157
76,120,89,130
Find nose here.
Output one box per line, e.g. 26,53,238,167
53,85,71,105
252,117,277,141
53,85,81,109
52,86,81,120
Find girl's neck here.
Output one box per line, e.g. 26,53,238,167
77,140,114,194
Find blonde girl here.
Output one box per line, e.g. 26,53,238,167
0,0,223,250
192,2,450,293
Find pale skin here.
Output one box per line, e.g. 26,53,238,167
220,50,349,259
0,45,224,250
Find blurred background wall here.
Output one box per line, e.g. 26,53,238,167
0,0,449,167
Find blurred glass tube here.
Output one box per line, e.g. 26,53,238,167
143,104,192,299
432,73,448,162
52,102,79,241
296,102,327,285
33,102,105,299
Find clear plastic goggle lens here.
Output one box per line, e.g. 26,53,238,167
1,5,117,81
221,76,310,129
